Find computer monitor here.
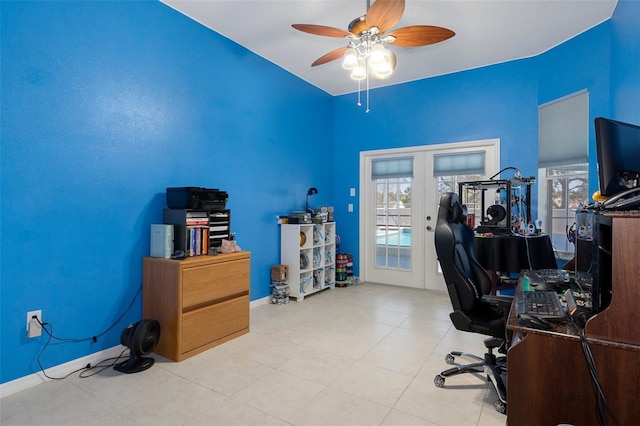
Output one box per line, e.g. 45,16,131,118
594,117,640,197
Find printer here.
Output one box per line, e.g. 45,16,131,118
166,187,228,210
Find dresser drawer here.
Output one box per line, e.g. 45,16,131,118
182,258,250,309
181,295,249,354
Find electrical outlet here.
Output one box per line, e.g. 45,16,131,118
26,310,42,338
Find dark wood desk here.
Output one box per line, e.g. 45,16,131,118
506,213,640,425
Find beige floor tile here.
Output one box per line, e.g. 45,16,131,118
360,342,430,377
117,397,198,425
226,333,308,368
232,369,324,420
85,411,138,426
395,374,488,426
185,393,286,426
158,350,274,396
381,409,440,426
1,283,506,426
278,349,355,386
288,388,390,426
330,362,413,407
1,380,113,426
381,327,443,353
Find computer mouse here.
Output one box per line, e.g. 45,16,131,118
517,314,554,330
533,282,560,292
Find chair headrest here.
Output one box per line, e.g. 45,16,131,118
451,202,468,224
438,192,468,224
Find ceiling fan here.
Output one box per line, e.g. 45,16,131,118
292,0,454,111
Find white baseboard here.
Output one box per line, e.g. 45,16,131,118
2,298,272,399
0,346,124,399
250,295,270,308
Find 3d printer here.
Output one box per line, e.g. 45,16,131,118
458,176,535,234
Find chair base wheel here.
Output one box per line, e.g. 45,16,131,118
434,375,445,388
444,353,455,365
494,399,507,414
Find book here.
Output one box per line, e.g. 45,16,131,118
186,219,209,226
150,224,173,258
202,227,209,255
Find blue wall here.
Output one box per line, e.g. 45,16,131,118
332,58,539,271
537,20,612,198
1,1,332,384
332,11,637,276
2,0,638,385
610,0,640,124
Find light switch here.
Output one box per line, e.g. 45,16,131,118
350,188,356,197
348,203,354,212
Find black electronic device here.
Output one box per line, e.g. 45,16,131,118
170,250,186,259
114,319,161,374
474,225,511,235
525,269,570,292
602,186,640,211
517,314,554,330
485,204,507,225
533,282,561,292
564,289,593,326
166,187,228,210
594,117,640,198
458,176,535,234
574,209,612,314
516,290,566,320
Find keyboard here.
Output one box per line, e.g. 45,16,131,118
525,269,570,286
516,290,566,320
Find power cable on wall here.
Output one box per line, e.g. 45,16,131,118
32,284,142,380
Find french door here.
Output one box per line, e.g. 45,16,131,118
360,140,499,290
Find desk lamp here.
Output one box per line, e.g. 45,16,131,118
306,187,318,213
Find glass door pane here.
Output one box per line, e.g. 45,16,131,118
375,177,412,271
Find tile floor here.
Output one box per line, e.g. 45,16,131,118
1,283,507,426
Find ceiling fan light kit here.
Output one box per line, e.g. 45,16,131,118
292,0,454,112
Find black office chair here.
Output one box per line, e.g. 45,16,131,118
433,192,512,414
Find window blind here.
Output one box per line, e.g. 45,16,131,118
433,151,486,176
372,157,414,179
538,91,589,168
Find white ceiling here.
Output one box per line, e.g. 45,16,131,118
161,0,617,96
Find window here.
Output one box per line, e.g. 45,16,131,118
544,164,589,256
538,90,589,258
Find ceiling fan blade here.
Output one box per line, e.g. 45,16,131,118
386,25,455,47
292,24,352,38
365,0,405,34
311,46,349,67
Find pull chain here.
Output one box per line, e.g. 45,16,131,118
366,58,370,113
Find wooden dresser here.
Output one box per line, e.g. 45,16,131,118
142,251,250,361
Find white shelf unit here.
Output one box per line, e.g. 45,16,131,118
280,222,336,301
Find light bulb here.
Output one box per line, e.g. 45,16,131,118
369,44,386,65
374,59,393,79
350,59,366,81
342,47,358,70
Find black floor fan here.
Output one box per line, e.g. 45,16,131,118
114,319,161,374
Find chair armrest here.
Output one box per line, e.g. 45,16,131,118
481,295,513,311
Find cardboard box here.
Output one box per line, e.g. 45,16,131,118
271,265,289,281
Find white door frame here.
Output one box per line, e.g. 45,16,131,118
359,139,500,289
